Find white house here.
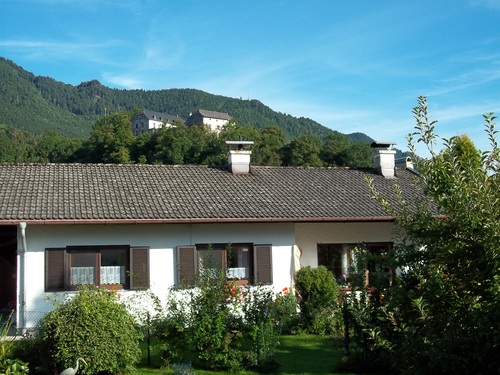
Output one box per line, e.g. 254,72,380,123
0,142,418,331
131,109,182,136
185,109,232,133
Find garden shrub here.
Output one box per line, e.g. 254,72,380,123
0,312,29,375
360,98,500,374
271,287,300,334
240,286,281,373
294,265,342,335
33,286,141,375
152,270,285,372
152,266,246,372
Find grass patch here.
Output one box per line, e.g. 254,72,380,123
275,335,344,374
136,334,363,375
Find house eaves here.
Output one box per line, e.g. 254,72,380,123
0,216,396,226
0,163,425,225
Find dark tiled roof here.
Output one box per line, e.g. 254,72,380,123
0,163,422,224
196,109,231,121
133,109,181,123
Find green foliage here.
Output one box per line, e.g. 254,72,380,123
0,59,90,137
294,266,342,335
366,97,500,374
0,312,29,375
339,245,394,373
80,111,136,163
281,135,324,167
151,253,286,372
0,125,81,163
0,57,379,164
270,287,300,334
0,57,340,141
0,359,30,375
33,286,141,375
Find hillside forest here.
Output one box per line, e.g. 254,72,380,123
0,111,380,167
0,56,359,140
0,56,405,167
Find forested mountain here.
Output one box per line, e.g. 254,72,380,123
0,57,373,142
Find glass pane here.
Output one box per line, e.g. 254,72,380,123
198,249,223,279
227,246,250,280
101,249,126,285
71,252,96,286
317,244,345,283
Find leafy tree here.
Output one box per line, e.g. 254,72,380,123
154,122,194,164
256,125,287,166
366,97,500,374
33,131,83,162
342,141,373,167
281,135,324,167
81,111,135,163
320,132,351,166
131,132,156,164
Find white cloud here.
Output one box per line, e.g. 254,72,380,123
102,73,144,89
0,38,123,65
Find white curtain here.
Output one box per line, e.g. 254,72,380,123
71,266,94,285
71,266,125,285
227,267,246,279
100,266,125,284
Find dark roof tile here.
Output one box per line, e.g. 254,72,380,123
0,163,423,223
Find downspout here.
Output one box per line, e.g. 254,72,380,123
18,222,27,333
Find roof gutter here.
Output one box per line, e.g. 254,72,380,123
0,216,397,225
18,222,27,333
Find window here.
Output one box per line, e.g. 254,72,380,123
318,242,392,286
45,246,149,292
317,244,354,284
177,243,272,286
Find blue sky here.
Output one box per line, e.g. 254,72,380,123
1,0,500,154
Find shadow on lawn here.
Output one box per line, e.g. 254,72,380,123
274,335,343,374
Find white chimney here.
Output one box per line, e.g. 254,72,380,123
371,142,396,178
396,156,413,169
225,141,254,175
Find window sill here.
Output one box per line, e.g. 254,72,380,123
228,279,249,286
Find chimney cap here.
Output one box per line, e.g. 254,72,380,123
371,141,396,149
225,140,254,150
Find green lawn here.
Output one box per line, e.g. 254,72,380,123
136,335,364,375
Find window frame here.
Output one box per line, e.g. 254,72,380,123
195,243,254,284
67,245,130,289
176,243,272,287
317,242,393,287
45,245,149,292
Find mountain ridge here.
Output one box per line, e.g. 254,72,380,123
0,56,373,143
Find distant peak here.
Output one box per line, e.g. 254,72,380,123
77,79,103,89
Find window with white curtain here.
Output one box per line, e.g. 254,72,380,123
196,243,253,284
69,247,128,288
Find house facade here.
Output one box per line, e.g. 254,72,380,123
0,143,417,331
131,109,182,136
185,109,232,133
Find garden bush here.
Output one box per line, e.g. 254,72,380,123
359,98,500,374
0,312,29,375
32,286,141,375
152,260,287,372
295,266,342,335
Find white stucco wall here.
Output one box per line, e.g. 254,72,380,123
17,220,397,328
204,117,229,132
18,222,295,328
294,222,396,268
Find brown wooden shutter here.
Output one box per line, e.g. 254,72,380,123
45,248,66,292
130,247,149,290
177,246,196,286
254,245,273,284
